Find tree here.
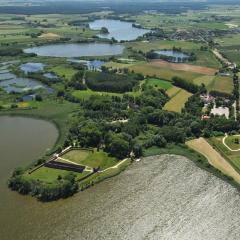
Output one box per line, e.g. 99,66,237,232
100,27,109,34
106,133,130,159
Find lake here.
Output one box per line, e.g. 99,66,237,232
154,50,190,62
1,119,239,240
24,43,125,57
89,19,150,41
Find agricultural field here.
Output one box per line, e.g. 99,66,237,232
166,86,181,98
163,89,192,113
207,76,234,94
129,62,202,81
149,60,217,75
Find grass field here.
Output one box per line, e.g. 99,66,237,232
126,40,201,52
192,75,215,86
50,65,78,81
145,78,172,90
187,138,240,184
163,89,192,113
60,149,118,169
224,135,240,151
25,167,89,183
72,88,141,100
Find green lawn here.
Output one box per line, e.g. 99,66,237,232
145,78,172,90
61,149,118,169
50,65,78,81
25,167,89,182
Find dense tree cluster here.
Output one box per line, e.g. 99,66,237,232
8,170,78,201
172,76,199,93
85,71,141,93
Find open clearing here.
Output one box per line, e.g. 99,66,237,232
150,60,218,75
145,78,172,90
164,89,192,113
186,138,240,184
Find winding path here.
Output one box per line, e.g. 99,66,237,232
222,134,240,152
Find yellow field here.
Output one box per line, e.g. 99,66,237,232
186,138,240,184
166,86,181,98
164,89,192,113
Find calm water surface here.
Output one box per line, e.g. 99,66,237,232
89,19,150,41
20,62,45,74
24,43,124,57
154,50,190,62
0,117,239,240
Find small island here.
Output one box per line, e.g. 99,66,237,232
100,27,109,34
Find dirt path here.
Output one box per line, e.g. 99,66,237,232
186,138,240,184
149,59,218,75
99,158,129,173
212,48,236,69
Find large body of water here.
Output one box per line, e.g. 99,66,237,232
0,116,239,240
24,43,124,57
89,19,150,41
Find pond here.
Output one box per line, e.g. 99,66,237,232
0,63,53,93
154,50,190,62
24,43,125,57
43,72,58,79
89,19,150,41
68,59,105,70
0,77,52,93
20,62,45,74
